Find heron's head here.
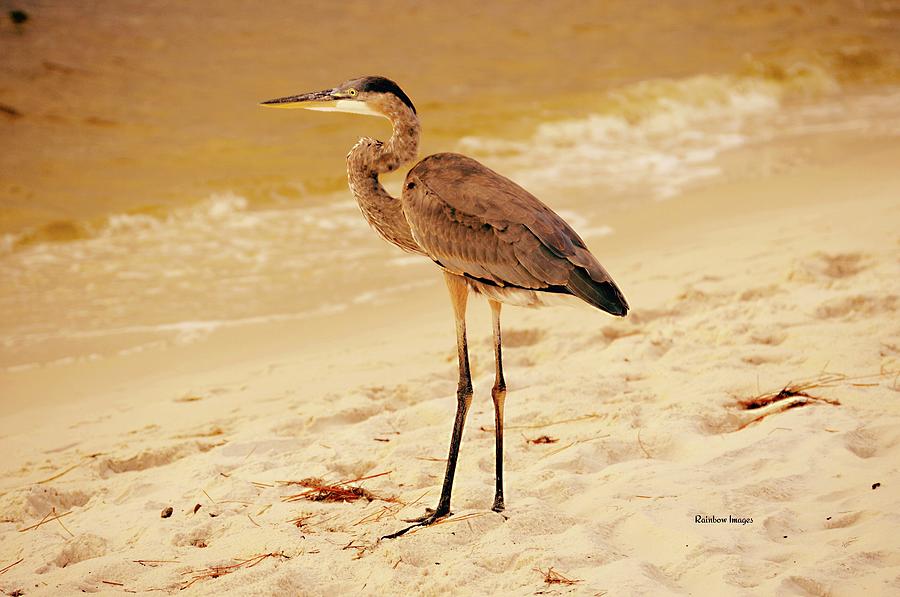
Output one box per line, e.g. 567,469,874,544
260,75,416,119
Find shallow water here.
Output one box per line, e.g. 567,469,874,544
1,1,899,368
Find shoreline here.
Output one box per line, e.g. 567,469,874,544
1,136,898,594
3,132,899,420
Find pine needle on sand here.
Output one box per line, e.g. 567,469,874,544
180,552,288,590
534,566,581,585
281,471,397,504
18,509,72,533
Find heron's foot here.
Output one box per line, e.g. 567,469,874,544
382,509,450,540
491,497,505,513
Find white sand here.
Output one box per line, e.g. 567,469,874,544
1,143,899,595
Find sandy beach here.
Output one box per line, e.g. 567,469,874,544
2,134,899,594
3,1,900,595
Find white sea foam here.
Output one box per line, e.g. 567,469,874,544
460,76,788,202
0,190,396,367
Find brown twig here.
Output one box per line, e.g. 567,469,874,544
287,514,314,528
36,463,81,485
133,559,179,567
538,441,578,460
35,453,103,485
403,511,490,536
338,471,393,485
55,511,75,537
538,435,609,460
527,435,559,445
180,552,287,590
637,429,651,458
286,512,338,529
341,539,372,559
0,558,24,576
281,471,397,504
535,566,581,585
352,503,402,526
282,479,378,503
18,510,71,532
353,489,429,526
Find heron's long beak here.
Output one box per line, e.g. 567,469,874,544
259,89,339,110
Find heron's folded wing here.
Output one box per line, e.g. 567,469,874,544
404,153,621,284
400,153,629,315
402,183,568,290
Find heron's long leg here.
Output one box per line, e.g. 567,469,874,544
382,272,473,539
489,299,506,512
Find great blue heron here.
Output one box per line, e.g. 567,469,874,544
261,76,628,538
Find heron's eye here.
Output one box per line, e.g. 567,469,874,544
347,89,358,97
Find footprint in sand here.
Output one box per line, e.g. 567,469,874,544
363,384,418,406
500,328,544,348
781,576,832,597
53,533,108,568
788,251,871,283
628,308,676,325
741,350,790,366
749,329,788,346
738,284,783,302
32,533,109,574
816,252,869,278
762,511,800,542
3,486,92,522
303,400,384,432
843,425,900,459
172,521,218,549
97,441,219,477
815,294,898,319
599,325,644,343
824,510,862,529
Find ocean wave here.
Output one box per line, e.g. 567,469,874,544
0,190,390,366
0,191,371,256
459,67,841,200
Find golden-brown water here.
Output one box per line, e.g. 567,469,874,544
1,0,900,369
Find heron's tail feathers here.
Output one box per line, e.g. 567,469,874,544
567,268,629,317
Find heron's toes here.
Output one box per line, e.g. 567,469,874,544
382,510,450,539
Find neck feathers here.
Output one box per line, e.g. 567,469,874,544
350,98,420,174
346,97,423,254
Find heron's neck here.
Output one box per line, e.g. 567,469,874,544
346,103,423,254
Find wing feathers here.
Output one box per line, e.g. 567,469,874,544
401,153,628,316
